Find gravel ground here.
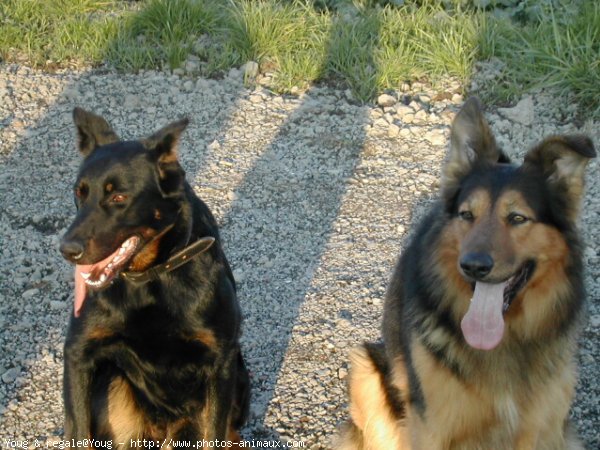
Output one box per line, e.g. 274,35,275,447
0,64,598,449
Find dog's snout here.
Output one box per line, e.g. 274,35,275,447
60,239,85,262
460,252,494,280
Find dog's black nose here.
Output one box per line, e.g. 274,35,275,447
60,240,85,262
460,253,494,280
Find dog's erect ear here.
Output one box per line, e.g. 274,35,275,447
142,118,190,196
72,107,119,156
524,135,596,220
442,98,499,192
142,118,189,161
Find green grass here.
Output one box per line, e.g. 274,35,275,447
479,1,600,117
223,0,331,91
0,0,598,116
106,0,221,72
0,0,131,68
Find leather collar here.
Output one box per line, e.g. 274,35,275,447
120,236,215,284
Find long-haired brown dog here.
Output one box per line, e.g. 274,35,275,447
337,98,595,449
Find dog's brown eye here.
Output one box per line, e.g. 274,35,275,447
459,210,474,221
75,185,88,199
111,194,127,203
508,213,528,225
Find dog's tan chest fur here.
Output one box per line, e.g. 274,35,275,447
401,339,578,450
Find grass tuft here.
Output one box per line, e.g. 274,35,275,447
479,1,600,117
0,0,129,68
106,0,220,71
224,0,331,91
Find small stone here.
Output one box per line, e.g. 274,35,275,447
242,61,259,79
401,113,414,124
414,109,428,123
22,288,38,299
451,93,464,104
377,94,396,107
233,269,244,283
62,88,80,101
2,368,20,384
249,94,263,104
338,368,348,380
396,104,414,119
388,123,400,137
124,94,140,109
228,67,242,79
374,118,388,128
498,96,534,126
196,78,211,90
589,315,600,328
409,100,421,111
425,130,446,146
50,300,64,310
184,59,200,73
207,140,221,151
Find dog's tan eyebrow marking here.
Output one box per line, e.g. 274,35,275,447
105,183,114,193
458,188,490,216
498,190,536,218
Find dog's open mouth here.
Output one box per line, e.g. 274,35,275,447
461,260,536,351
73,236,140,317
502,260,536,312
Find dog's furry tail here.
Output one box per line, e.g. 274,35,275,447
334,343,408,450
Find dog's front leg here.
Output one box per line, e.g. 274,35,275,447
203,377,234,441
202,354,240,442
63,345,93,440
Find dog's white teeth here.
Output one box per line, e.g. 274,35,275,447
119,247,126,255
107,263,113,269
100,274,107,283
80,272,90,280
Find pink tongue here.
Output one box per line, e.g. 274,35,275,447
71,242,127,317
461,282,507,350
74,264,92,318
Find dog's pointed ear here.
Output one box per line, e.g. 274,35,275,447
72,107,119,156
524,135,596,220
142,118,190,196
442,98,499,192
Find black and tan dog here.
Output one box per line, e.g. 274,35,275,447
337,98,596,449
59,109,249,443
